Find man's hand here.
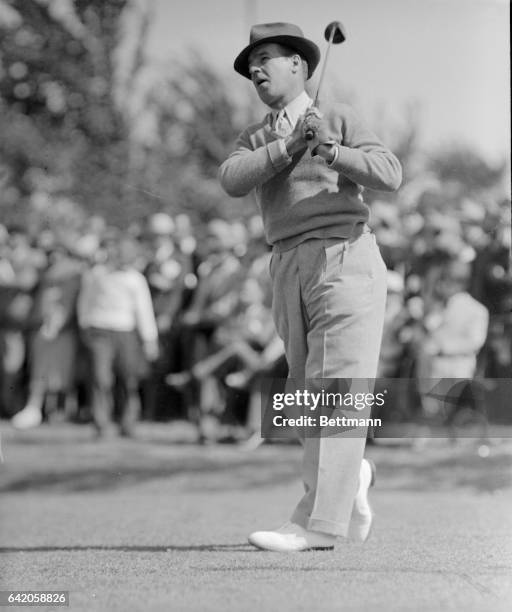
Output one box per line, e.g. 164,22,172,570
283,116,308,156
303,107,337,158
143,339,159,362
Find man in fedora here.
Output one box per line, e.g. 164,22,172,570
219,23,402,552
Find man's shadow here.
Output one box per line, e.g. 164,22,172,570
0,543,255,553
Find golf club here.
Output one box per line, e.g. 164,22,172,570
305,20,346,140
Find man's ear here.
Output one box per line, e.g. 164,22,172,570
291,54,301,72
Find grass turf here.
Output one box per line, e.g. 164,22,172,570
1,421,511,611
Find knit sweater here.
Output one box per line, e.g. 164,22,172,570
219,101,402,250
77,265,158,343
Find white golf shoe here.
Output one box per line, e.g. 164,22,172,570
348,458,376,542
248,521,336,552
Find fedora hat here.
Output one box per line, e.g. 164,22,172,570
234,22,320,80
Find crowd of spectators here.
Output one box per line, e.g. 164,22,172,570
0,203,284,441
0,189,510,442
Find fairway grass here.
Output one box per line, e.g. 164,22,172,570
1,422,511,611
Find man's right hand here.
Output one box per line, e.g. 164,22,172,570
284,116,308,156
143,338,159,362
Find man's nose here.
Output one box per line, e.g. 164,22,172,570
249,64,261,77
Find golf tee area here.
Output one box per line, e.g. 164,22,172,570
1,422,511,612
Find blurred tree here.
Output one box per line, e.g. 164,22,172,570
428,148,508,197
137,53,260,224
0,0,151,226
0,1,507,235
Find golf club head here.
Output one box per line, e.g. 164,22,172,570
324,21,346,44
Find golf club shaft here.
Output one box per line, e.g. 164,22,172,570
314,26,335,106
305,26,336,140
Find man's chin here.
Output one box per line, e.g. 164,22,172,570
256,89,277,107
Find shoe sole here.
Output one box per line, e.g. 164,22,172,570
367,458,376,487
363,459,376,542
248,539,334,552
348,458,376,543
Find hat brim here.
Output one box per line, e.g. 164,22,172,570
234,35,320,80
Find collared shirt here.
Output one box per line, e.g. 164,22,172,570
271,90,312,131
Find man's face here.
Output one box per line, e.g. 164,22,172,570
248,43,299,107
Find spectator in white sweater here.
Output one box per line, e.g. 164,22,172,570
417,260,489,380
77,236,158,437
416,259,489,420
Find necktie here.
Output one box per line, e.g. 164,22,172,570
274,110,292,137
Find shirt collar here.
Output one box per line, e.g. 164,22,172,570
271,90,312,128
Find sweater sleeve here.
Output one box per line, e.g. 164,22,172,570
131,272,158,343
218,128,292,197
329,105,402,192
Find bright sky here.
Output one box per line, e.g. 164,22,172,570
145,0,510,164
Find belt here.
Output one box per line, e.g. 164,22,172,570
273,222,371,253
